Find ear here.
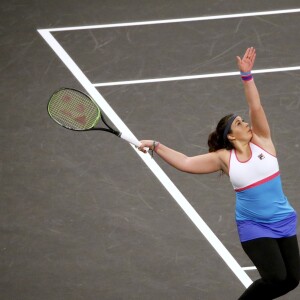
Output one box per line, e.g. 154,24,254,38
227,134,236,142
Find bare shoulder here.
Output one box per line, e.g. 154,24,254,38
251,134,276,156
215,148,231,175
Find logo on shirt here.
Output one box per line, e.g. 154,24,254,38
258,153,265,160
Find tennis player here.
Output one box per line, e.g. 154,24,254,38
138,47,300,299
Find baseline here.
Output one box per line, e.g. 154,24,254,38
43,8,300,32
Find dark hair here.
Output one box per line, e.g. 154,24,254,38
208,114,235,152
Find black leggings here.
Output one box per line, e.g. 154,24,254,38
239,235,300,299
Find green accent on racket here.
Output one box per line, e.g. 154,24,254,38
47,88,100,130
47,88,142,148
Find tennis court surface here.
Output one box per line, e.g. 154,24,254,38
2,1,300,299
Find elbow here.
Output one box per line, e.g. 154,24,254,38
179,157,199,174
171,156,192,173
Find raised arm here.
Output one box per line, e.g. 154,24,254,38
138,140,223,174
236,48,272,142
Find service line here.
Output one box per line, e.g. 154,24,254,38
93,66,300,87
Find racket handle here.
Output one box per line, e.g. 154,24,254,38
119,132,142,147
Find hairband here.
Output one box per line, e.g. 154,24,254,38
223,114,237,141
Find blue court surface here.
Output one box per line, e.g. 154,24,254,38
2,1,300,299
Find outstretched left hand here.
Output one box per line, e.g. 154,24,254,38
236,47,256,73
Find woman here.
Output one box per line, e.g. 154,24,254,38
138,48,300,299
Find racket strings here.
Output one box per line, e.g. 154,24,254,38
48,89,100,130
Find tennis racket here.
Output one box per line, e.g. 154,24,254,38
47,88,141,147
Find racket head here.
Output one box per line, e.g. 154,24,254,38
47,88,100,131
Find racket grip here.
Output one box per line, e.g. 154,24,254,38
119,132,142,147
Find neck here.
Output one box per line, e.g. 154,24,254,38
233,140,250,154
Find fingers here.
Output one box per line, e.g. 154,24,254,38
246,48,256,69
238,47,256,72
248,47,256,60
244,47,256,60
242,48,250,61
138,142,147,153
138,140,152,153
236,56,242,66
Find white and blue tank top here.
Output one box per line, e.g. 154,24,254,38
229,142,296,242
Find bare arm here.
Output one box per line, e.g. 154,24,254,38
139,141,222,174
237,48,271,140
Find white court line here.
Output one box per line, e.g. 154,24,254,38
43,8,300,32
38,28,253,288
93,66,300,87
242,266,257,271
40,7,300,87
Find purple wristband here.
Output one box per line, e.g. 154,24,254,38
240,71,253,81
241,75,253,81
